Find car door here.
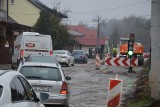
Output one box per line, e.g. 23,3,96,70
19,76,42,107
11,76,40,107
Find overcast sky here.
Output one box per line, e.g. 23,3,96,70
40,0,151,26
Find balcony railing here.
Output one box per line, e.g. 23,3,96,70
0,9,7,21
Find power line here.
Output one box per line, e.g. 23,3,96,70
71,0,151,14
66,14,151,23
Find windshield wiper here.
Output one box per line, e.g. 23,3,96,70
26,76,41,79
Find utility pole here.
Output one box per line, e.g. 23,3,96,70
149,0,160,99
93,15,102,70
96,15,100,54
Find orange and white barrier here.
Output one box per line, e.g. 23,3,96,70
105,57,138,66
95,54,100,70
107,74,123,107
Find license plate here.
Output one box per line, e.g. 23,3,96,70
32,86,50,92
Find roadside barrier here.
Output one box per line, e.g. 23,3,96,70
106,74,123,107
105,57,138,66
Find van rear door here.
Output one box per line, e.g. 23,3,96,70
23,35,52,57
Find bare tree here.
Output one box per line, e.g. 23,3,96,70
101,15,150,51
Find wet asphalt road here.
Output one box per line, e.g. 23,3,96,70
62,59,142,107
0,59,142,107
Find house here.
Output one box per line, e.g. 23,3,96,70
9,0,67,27
0,0,36,64
66,30,85,52
67,25,107,58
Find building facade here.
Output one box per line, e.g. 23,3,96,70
0,0,67,64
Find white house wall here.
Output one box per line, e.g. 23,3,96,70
81,45,96,52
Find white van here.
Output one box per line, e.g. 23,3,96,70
12,32,53,68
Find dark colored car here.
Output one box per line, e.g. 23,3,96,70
72,50,88,63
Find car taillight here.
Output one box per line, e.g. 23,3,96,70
60,82,68,94
50,51,53,55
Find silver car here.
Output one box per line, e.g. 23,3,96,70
0,70,46,107
17,62,71,107
25,55,60,67
53,50,75,67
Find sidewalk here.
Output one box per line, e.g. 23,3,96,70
0,64,11,70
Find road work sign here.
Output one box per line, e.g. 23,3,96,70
107,77,123,107
105,57,138,66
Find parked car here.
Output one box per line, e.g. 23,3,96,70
72,50,88,63
0,70,46,107
17,62,71,107
53,50,75,66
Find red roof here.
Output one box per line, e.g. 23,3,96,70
68,25,105,46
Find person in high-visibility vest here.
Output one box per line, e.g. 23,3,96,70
112,47,117,57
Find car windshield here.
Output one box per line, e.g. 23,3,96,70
53,51,66,54
0,85,3,98
19,66,62,81
26,56,58,64
72,51,83,55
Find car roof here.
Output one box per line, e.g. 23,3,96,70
21,62,60,68
0,70,23,84
29,55,57,59
28,55,56,57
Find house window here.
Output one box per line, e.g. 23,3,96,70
10,0,14,5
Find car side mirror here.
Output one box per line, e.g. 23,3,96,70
40,92,49,101
65,76,71,80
